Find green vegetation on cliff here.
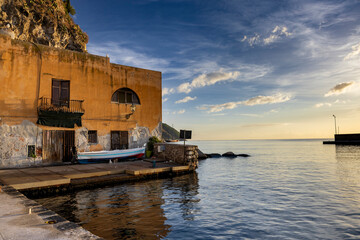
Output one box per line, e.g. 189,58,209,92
0,0,88,52
162,123,179,140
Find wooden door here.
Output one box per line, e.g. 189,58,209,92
52,79,70,107
63,131,75,162
120,131,128,149
43,130,75,163
111,131,128,150
43,130,64,163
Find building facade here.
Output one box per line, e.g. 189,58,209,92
0,34,162,168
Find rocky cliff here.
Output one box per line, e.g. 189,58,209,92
0,0,88,52
162,123,180,140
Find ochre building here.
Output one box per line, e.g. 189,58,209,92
0,34,162,167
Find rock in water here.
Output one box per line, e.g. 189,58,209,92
0,0,88,52
237,154,250,157
206,153,221,158
197,149,208,160
222,152,237,158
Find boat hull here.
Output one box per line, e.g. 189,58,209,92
77,147,145,164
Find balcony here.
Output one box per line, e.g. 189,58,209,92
38,97,85,114
37,97,85,128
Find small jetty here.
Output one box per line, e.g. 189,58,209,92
323,133,360,145
0,160,193,197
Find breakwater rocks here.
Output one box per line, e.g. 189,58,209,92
200,151,250,159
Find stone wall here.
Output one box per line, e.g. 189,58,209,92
153,143,198,169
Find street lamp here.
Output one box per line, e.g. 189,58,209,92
333,115,337,135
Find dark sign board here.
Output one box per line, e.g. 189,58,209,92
180,130,192,139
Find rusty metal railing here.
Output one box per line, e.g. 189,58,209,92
38,97,85,113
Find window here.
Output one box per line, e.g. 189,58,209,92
52,79,70,107
88,130,98,144
111,131,128,150
111,88,140,105
27,145,35,158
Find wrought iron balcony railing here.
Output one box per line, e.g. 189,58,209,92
38,97,85,113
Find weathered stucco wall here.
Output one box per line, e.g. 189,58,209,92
0,120,42,167
0,34,162,167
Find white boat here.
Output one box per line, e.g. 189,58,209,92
77,147,145,164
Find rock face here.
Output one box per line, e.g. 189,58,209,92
0,0,88,52
162,123,180,141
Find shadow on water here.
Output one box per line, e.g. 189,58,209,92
336,145,360,187
35,172,199,240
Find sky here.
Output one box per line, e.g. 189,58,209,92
71,0,360,140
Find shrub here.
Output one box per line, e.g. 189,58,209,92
147,136,161,152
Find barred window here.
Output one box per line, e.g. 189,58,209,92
88,131,97,144
111,88,140,105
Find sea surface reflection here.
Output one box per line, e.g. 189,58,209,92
36,173,199,239
35,140,360,239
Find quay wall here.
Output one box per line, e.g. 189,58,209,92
153,143,199,169
0,34,162,167
335,134,360,142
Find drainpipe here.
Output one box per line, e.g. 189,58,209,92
30,42,42,160
30,42,42,108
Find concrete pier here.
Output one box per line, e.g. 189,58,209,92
0,160,192,194
0,160,193,239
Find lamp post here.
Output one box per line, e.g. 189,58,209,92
333,115,337,135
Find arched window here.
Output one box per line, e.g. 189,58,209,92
111,88,140,105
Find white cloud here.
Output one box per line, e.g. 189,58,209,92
172,109,186,114
199,93,291,113
264,26,292,45
163,87,175,96
241,34,261,46
334,99,348,104
242,93,291,106
324,82,355,97
162,98,168,103
243,26,292,46
177,70,240,93
315,103,332,108
344,42,360,60
175,96,197,104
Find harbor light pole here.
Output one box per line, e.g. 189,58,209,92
333,115,337,135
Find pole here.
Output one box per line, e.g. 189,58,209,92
184,137,186,163
333,115,337,135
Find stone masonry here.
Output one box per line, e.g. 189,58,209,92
153,143,198,169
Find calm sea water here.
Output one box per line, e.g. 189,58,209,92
36,139,360,239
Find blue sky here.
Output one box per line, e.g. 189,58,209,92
72,0,360,140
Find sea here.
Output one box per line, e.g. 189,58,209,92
35,139,360,239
